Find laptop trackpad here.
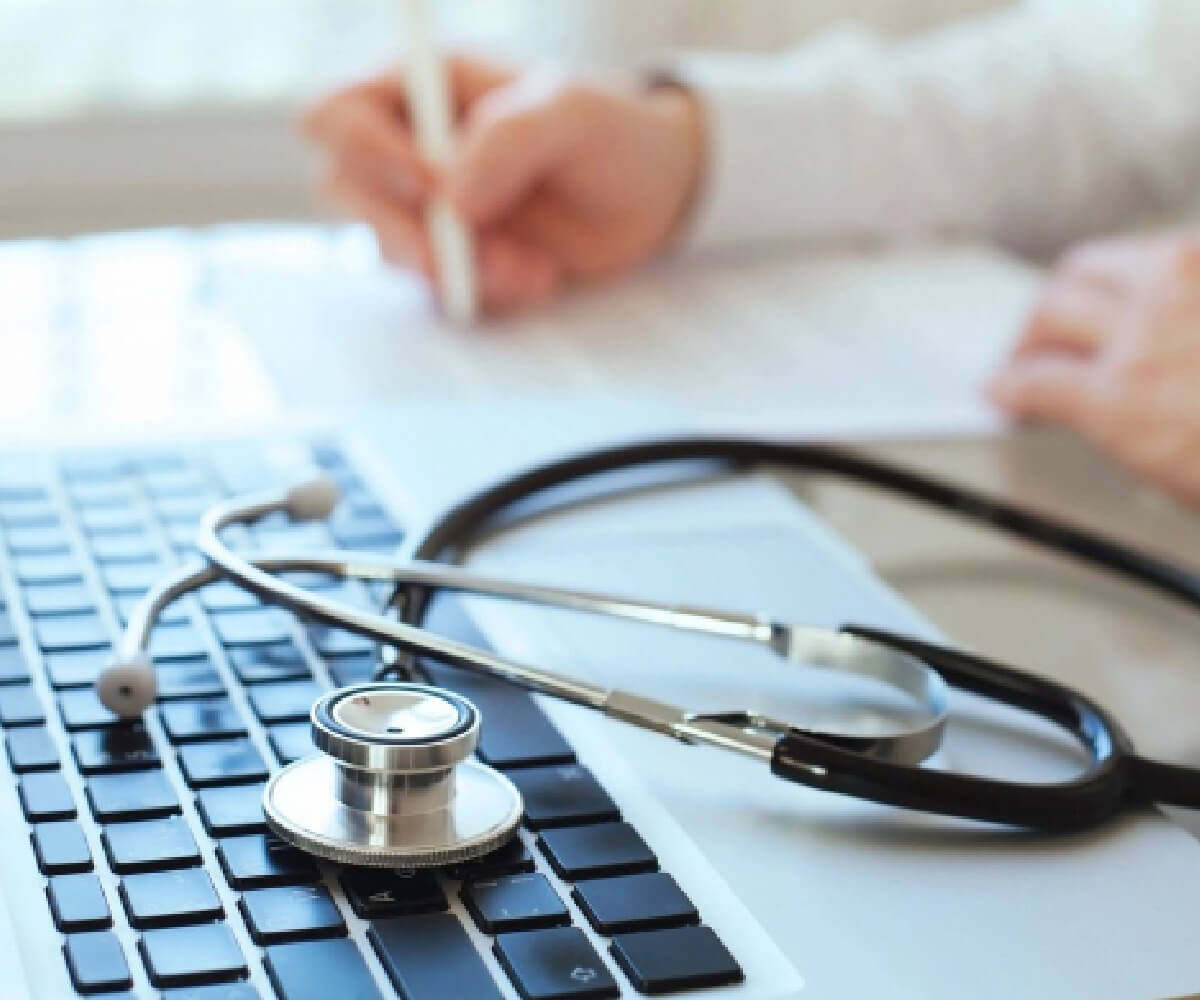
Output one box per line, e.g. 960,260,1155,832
458,482,1200,1000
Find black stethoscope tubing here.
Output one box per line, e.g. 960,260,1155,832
386,436,1200,831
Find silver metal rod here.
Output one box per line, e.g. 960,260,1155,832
114,489,948,764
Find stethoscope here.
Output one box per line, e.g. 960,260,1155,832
95,436,1200,868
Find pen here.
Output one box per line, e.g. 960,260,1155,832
400,0,478,325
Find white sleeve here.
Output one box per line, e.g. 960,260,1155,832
671,0,1200,257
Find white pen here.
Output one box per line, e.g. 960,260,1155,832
400,0,478,325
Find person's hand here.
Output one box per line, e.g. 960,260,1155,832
303,58,705,313
989,231,1200,505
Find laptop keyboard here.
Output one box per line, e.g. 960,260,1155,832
0,438,744,998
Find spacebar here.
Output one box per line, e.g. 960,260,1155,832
369,913,502,1000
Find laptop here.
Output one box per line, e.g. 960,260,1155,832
0,395,1198,1000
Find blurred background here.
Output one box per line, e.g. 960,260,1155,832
0,0,1001,238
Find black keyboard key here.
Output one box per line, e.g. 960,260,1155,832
0,610,13,645
46,647,112,688
370,913,503,1000
90,530,158,564
157,660,226,700
59,688,121,730
212,608,291,647
268,723,314,765
14,553,83,585
327,654,374,688
278,572,355,594
6,524,70,555
103,816,201,873
0,684,45,726
226,642,311,684
0,481,49,499
330,512,403,550
239,885,346,944
423,663,574,770
162,985,261,1000
48,873,111,931
139,922,247,989
32,820,92,873
153,495,215,523
6,725,59,771
199,581,261,613
86,769,180,821
24,581,95,617
73,726,159,773
0,497,55,526
248,680,321,724
0,643,29,684
538,823,657,881
310,442,346,469
446,837,536,881
79,506,143,535
144,467,210,498
103,559,165,596
265,938,382,1000
34,611,110,651
195,784,267,836
494,927,619,1000
461,873,570,934
254,524,331,551
178,738,268,788
19,770,76,820
60,457,127,483
120,868,223,928
69,481,133,508
573,873,698,935
149,623,208,660
506,765,619,830
340,868,446,919
216,834,320,889
114,592,188,627
307,626,374,659
160,698,246,742
610,925,742,993
132,452,191,473
64,930,133,994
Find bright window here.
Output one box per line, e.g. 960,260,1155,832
0,0,562,121
0,0,993,122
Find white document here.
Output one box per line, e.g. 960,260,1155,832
208,225,1041,438
0,224,1042,439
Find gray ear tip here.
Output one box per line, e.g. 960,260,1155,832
96,655,156,718
287,477,339,521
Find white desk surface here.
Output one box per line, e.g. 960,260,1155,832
2,221,1198,820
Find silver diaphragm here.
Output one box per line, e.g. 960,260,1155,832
263,683,523,867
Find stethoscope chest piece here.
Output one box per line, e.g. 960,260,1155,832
263,683,523,868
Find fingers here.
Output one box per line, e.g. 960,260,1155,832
474,231,562,313
305,85,434,199
322,164,433,275
449,74,588,225
303,59,517,195
444,55,520,114
322,163,560,312
988,355,1104,433
1012,276,1122,361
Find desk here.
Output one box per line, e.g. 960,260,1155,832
2,224,1198,828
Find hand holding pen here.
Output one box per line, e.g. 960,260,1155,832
304,55,705,317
